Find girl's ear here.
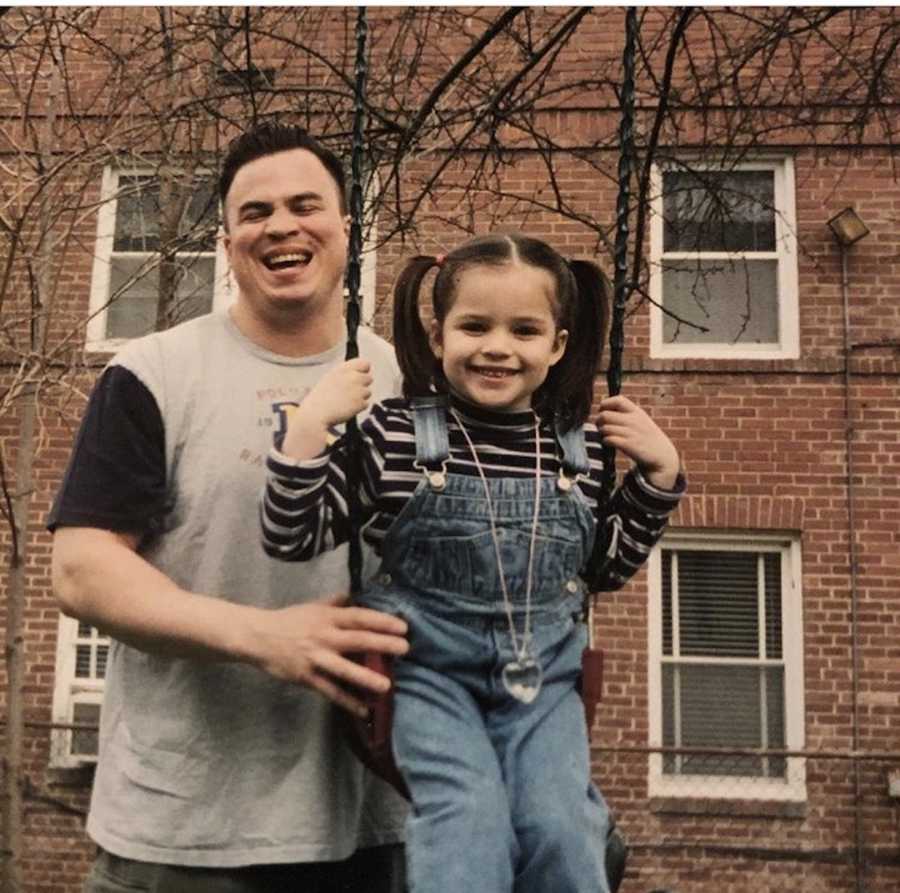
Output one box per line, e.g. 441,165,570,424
548,328,568,366
429,317,443,358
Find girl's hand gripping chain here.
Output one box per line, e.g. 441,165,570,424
597,394,681,490
281,358,374,461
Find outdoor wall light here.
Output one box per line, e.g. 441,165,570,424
827,207,870,247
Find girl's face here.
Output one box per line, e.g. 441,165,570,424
429,262,568,413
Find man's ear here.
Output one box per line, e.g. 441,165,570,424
342,214,351,238
429,318,443,358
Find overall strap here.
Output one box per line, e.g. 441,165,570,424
411,395,450,477
554,417,590,479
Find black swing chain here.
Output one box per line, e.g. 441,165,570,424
586,6,637,594
344,6,368,597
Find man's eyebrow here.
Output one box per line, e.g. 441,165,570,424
236,192,324,215
288,191,324,203
237,199,271,215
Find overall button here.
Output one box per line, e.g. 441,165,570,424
557,474,573,492
428,471,446,491
565,579,579,593
379,573,392,586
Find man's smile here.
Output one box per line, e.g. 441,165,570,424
262,249,313,271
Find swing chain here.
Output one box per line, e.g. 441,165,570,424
344,6,369,596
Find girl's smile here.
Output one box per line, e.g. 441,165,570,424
430,263,568,412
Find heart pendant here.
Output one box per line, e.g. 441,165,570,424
501,657,543,704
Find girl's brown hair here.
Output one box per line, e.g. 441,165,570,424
393,232,608,430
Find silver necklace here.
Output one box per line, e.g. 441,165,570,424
450,407,543,704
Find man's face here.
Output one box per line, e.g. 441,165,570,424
223,148,349,323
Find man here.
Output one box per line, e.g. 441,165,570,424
49,123,409,891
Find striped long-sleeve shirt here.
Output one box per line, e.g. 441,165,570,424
262,396,685,591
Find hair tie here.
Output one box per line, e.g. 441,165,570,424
435,254,446,268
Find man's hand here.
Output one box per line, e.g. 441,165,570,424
245,594,409,718
597,395,681,489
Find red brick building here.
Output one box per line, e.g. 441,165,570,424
1,7,898,892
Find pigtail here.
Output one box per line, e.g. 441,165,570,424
392,255,442,399
540,259,609,431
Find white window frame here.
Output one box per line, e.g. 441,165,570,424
649,157,800,360
51,617,111,767
86,165,231,353
647,531,806,802
349,167,380,327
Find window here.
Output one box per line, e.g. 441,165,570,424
87,167,228,350
647,533,806,801
649,159,799,359
51,618,110,765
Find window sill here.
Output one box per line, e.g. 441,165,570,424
649,795,806,819
630,355,840,374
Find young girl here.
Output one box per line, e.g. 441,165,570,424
262,232,684,893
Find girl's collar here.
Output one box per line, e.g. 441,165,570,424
446,392,541,431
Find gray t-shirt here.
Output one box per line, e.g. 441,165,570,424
51,310,407,866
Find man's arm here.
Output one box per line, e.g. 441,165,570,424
52,526,407,718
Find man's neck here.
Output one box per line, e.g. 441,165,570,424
229,300,345,358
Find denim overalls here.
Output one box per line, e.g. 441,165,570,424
360,397,612,893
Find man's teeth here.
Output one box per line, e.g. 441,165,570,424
477,368,514,378
264,252,311,269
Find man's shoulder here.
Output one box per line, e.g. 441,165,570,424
356,326,397,363
355,327,400,399
105,314,227,408
110,314,222,372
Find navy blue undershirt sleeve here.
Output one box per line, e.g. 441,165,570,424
46,365,168,535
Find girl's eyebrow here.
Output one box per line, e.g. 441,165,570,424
453,312,550,323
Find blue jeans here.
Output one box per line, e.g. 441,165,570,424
381,602,611,893
361,406,611,893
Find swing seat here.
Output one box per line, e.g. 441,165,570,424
343,652,409,799
578,645,605,732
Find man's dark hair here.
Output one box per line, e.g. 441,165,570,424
218,122,347,217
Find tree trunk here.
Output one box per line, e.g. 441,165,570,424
1,392,35,893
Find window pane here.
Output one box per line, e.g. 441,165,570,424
183,182,218,252
114,175,217,253
114,176,160,252
71,702,101,756
107,255,214,339
677,551,759,658
662,258,778,345
663,663,786,778
173,255,217,321
765,553,783,659
662,551,673,656
96,645,109,679
766,665,787,778
75,644,92,678
663,170,775,252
